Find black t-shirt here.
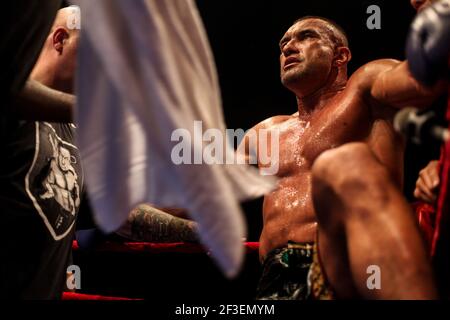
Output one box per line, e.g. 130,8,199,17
0,117,83,299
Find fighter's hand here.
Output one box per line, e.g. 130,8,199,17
406,0,450,86
414,160,440,203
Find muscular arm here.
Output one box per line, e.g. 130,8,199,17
11,79,74,122
116,204,199,243
369,60,446,109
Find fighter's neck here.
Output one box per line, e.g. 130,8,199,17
295,81,346,117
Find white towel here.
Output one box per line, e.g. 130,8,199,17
72,0,275,277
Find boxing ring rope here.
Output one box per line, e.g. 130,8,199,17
62,292,141,300
72,240,260,255
64,241,260,300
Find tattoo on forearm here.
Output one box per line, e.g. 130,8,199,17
117,204,199,243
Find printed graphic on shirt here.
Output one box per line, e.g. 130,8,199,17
40,133,80,215
25,122,83,240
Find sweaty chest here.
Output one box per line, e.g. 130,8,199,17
272,101,372,176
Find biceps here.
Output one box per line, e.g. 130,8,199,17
371,62,440,109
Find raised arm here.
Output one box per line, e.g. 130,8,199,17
370,0,449,109
370,60,445,109
11,79,75,122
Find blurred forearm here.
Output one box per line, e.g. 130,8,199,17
11,79,74,122
116,204,199,243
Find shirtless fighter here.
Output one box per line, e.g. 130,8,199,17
310,0,449,299
241,15,444,300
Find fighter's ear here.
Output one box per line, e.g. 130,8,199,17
333,47,352,67
53,27,69,54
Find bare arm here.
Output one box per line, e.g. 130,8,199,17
116,204,199,243
11,79,74,122
370,60,446,109
158,207,189,219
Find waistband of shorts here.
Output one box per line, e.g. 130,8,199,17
262,241,314,264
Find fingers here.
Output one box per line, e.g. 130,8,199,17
414,181,436,204
420,169,439,190
426,160,440,188
414,160,440,204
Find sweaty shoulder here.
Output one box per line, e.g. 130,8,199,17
250,114,295,132
347,59,401,95
239,114,293,160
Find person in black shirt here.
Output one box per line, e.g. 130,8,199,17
0,6,82,299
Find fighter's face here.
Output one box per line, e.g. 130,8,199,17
59,147,71,171
279,19,335,89
410,0,437,12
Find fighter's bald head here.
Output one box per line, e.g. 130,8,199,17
29,6,81,94
50,5,81,33
293,16,349,49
